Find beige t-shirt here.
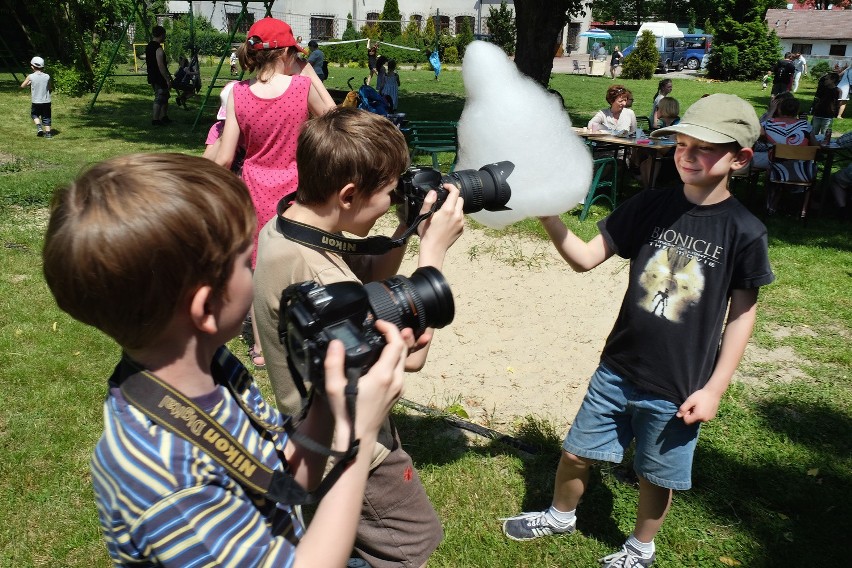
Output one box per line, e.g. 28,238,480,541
253,214,392,468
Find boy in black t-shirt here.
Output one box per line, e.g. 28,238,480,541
502,94,774,567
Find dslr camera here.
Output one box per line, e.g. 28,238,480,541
280,267,454,394
396,161,514,227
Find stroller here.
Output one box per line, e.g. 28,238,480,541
343,76,389,116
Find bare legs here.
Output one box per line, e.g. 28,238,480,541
552,450,671,544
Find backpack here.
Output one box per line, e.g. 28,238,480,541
321,60,329,80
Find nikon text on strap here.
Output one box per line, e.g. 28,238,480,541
275,199,435,256
116,355,359,506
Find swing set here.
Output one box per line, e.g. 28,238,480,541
88,0,276,131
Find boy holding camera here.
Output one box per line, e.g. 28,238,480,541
502,95,774,566
43,153,410,567
253,106,465,567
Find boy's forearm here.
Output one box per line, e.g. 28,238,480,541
539,216,609,271
704,289,758,396
286,397,336,489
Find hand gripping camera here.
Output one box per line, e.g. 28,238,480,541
396,161,514,227
279,267,454,394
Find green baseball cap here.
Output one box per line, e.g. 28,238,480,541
653,94,760,149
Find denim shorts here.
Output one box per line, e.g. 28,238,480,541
564,364,700,490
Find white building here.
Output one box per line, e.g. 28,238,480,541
165,1,591,55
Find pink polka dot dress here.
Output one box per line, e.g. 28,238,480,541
233,75,310,266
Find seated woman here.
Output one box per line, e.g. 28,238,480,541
588,84,637,134
653,96,680,129
753,95,818,170
758,96,819,214
639,97,680,188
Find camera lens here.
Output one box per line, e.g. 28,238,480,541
447,160,513,214
364,266,454,333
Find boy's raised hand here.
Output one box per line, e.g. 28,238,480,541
416,184,465,269
322,320,406,447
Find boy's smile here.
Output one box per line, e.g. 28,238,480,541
674,134,740,189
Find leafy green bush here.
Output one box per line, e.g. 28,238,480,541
455,19,474,58
810,60,832,79
486,1,516,56
444,46,459,64
706,17,780,81
52,63,93,97
621,31,658,80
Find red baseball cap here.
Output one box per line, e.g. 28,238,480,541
247,17,305,53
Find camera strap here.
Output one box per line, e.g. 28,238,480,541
274,203,435,256
115,352,360,506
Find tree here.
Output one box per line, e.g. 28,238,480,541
706,17,781,81
512,0,585,86
621,30,658,79
486,1,516,57
379,0,401,39
455,18,474,59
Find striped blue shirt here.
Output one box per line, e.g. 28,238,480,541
91,347,304,566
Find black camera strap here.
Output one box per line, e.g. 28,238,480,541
115,354,360,506
274,200,435,256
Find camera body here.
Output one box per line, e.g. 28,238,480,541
396,161,514,227
280,267,454,394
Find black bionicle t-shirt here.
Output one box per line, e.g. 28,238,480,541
597,186,775,404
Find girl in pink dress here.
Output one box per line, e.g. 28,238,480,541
215,17,334,368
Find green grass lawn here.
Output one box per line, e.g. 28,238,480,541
0,67,850,567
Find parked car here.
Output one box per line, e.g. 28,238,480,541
621,22,686,73
683,34,713,70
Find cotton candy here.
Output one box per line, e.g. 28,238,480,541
456,41,592,229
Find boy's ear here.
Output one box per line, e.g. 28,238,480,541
731,147,754,172
189,285,219,335
337,182,358,210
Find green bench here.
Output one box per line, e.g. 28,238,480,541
403,121,459,171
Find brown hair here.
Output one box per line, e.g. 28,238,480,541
236,43,299,81
606,84,632,105
778,96,801,118
295,107,409,205
43,153,256,350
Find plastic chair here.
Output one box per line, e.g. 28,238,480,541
767,143,819,220
579,156,618,221
572,59,587,74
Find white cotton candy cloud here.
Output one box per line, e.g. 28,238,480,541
456,41,593,229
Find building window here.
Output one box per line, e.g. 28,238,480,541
366,12,380,26
409,14,422,31
227,12,255,34
791,43,812,55
434,15,449,33
455,16,475,35
311,16,335,40
829,44,847,56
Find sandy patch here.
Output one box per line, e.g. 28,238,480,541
387,219,629,432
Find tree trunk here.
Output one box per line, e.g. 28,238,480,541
513,0,572,86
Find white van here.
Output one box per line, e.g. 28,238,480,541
622,22,686,73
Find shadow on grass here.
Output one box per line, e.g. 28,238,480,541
396,387,851,565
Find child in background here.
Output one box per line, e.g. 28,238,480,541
173,56,199,108
375,55,389,93
503,95,774,567
214,16,335,371
42,152,409,567
202,80,244,172
762,69,773,90
380,58,401,112
21,56,54,138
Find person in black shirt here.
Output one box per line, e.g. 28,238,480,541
145,26,172,125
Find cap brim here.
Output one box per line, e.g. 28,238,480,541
652,123,737,145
